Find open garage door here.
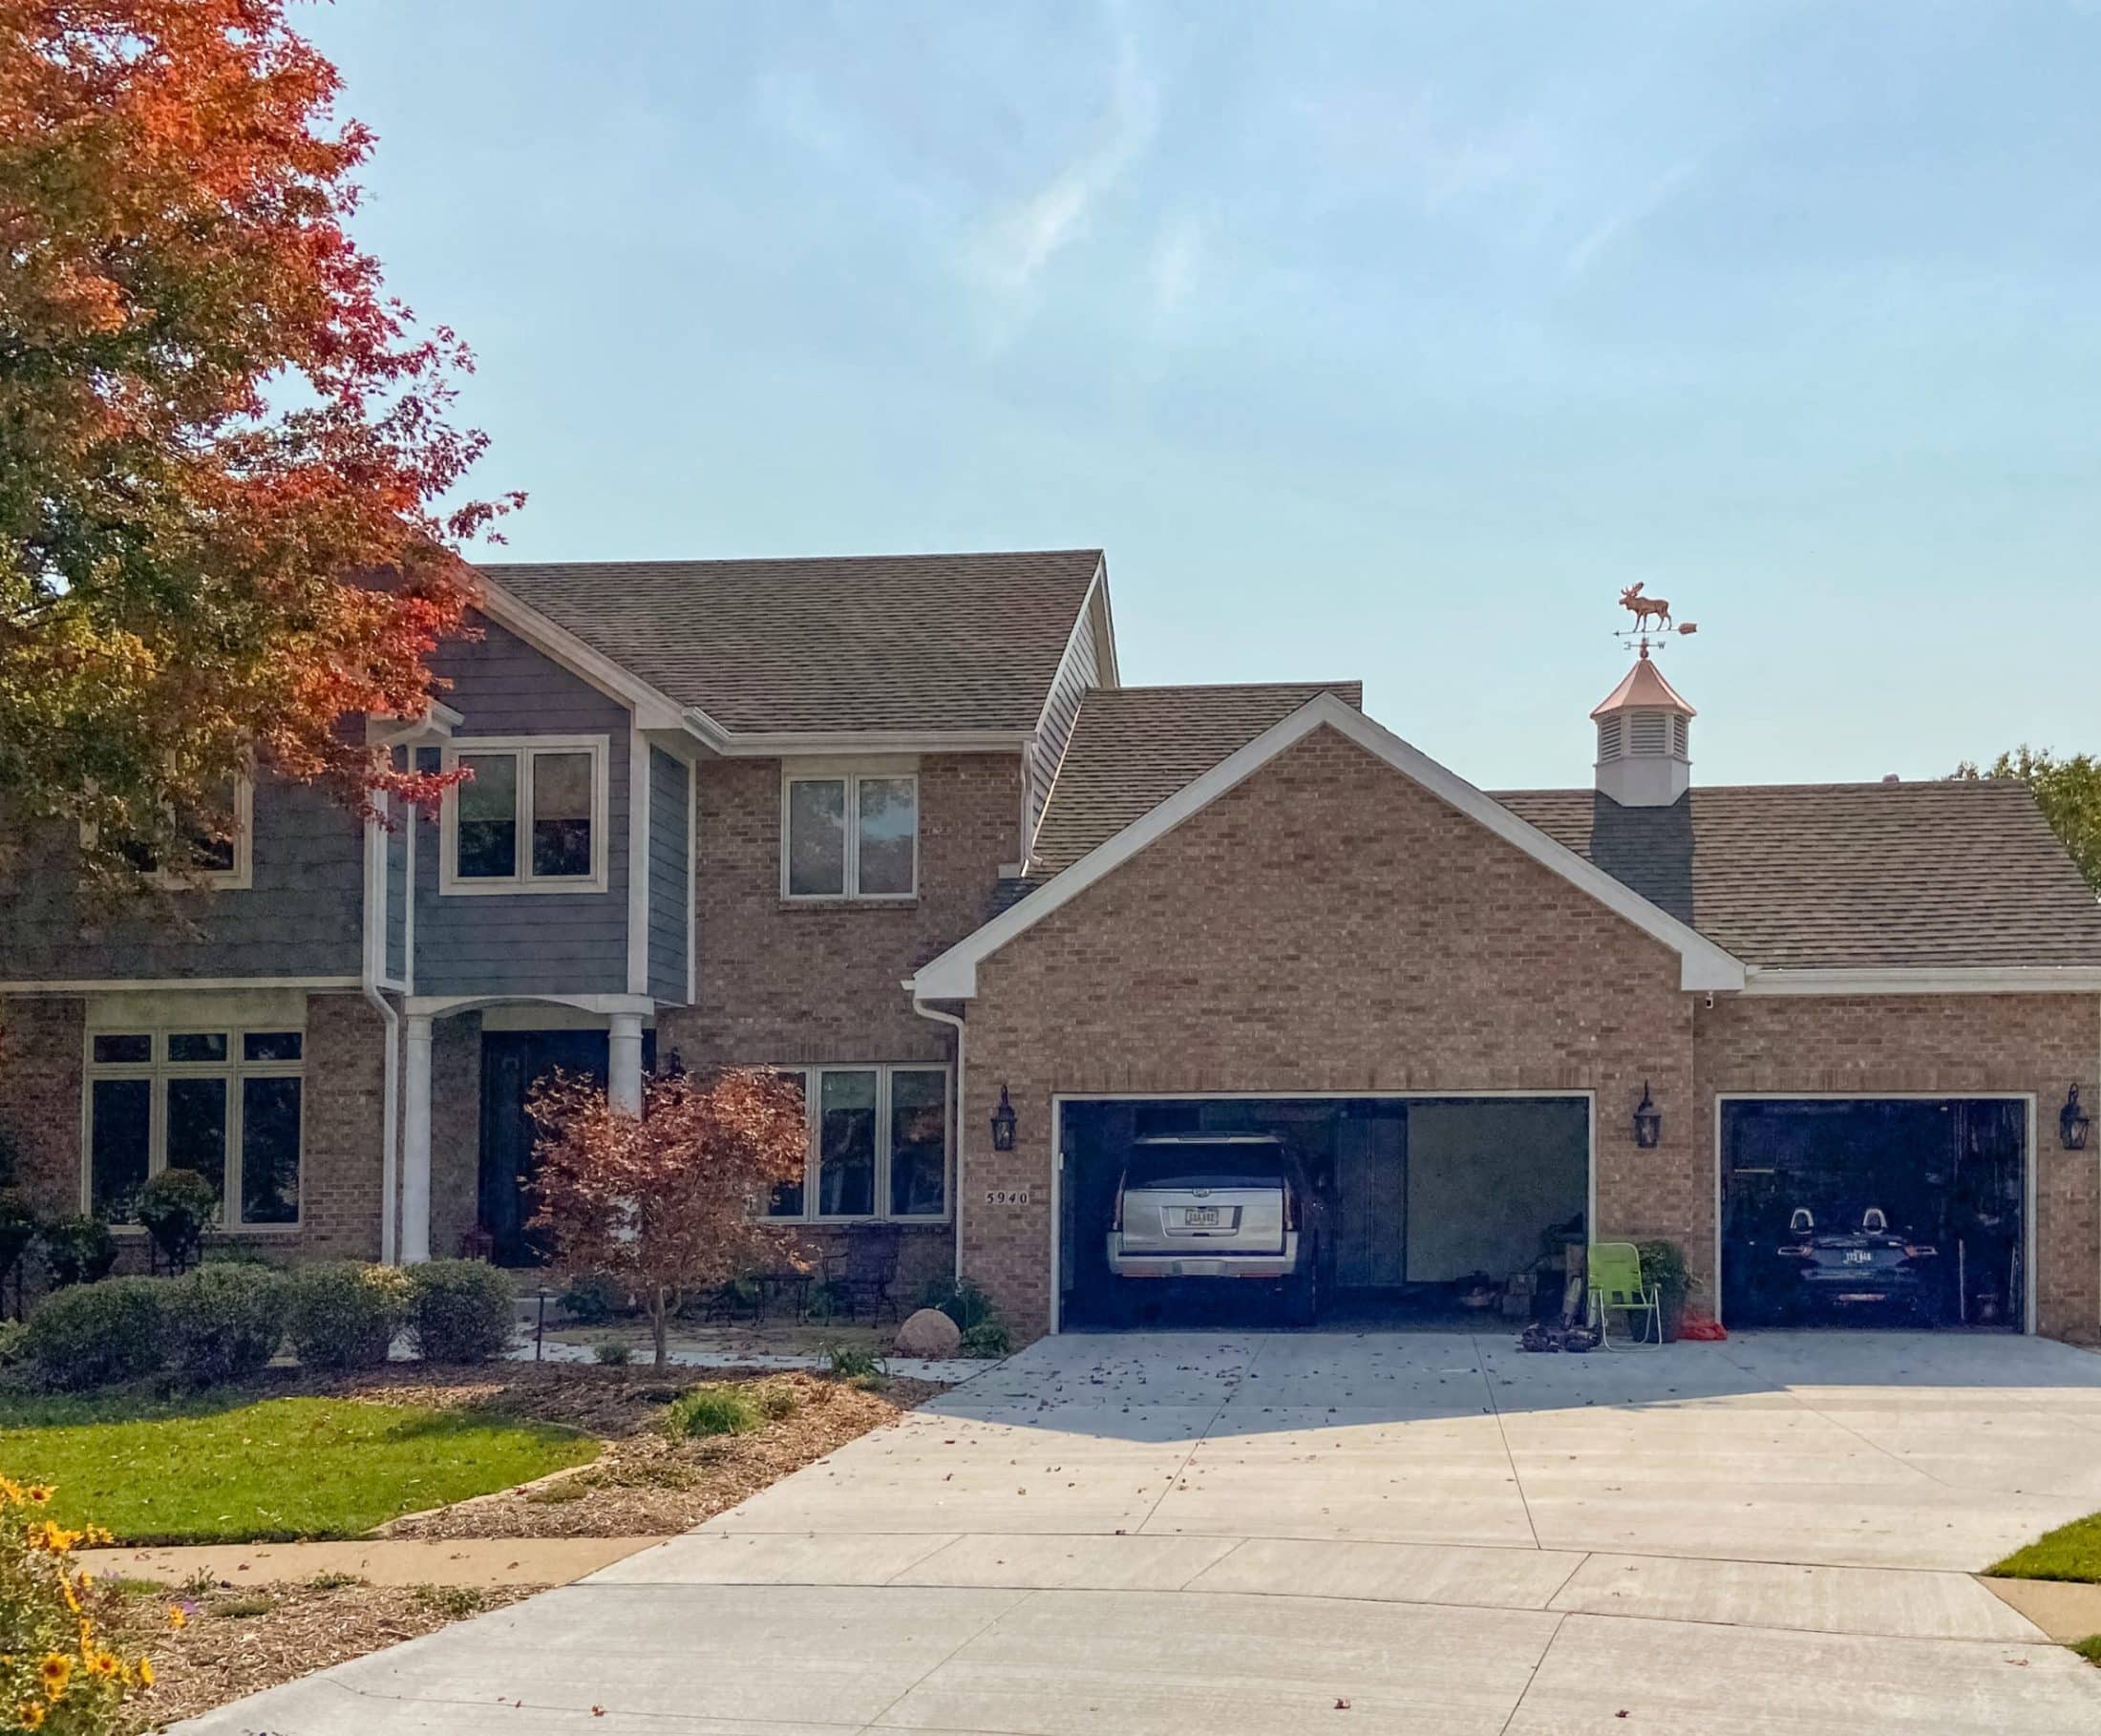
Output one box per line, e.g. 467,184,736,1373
1056,1094,1589,1330
1719,1097,2027,1331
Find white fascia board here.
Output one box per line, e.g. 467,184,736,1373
1029,565,1111,745
1741,966,2101,996
911,692,1749,1000
681,707,1030,757
403,991,659,1019
1091,555,1120,688
473,579,690,732
1,976,365,994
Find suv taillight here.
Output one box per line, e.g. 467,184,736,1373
1283,1185,1298,1232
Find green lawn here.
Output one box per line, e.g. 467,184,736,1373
0,1392,597,1543
1989,1511,2101,1584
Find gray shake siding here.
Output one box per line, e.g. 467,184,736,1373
384,803,409,984
1029,588,1104,848
647,747,690,1003
0,778,363,982
414,614,633,999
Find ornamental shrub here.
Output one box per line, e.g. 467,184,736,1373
38,1218,117,1289
21,1278,167,1390
282,1261,409,1370
404,1260,516,1365
920,1276,996,1333
135,1168,220,1273
163,1263,285,1385
0,1477,148,1733
664,1383,761,1438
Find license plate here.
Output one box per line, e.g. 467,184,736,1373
1844,1250,1872,1264
1184,1206,1220,1227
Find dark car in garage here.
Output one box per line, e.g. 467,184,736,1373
1770,1206,1942,1322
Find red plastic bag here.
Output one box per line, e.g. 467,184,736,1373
1677,1308,1727,1342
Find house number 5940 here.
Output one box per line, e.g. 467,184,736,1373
984,1188,1031,1207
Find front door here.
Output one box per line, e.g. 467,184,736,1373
478,1028,653,1266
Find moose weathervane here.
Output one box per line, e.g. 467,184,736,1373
1616,582,1697,654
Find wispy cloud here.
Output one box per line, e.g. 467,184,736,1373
1564,159,1702,278
1149,214,1204,316
970,27,1157,301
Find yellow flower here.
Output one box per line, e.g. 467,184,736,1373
17,1702,46,1729
86,1651,120,1679
36,1653,71,1692
25,1486,52,1504
165,1607,187,1630
138,1656,155,1686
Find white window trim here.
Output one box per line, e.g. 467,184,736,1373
79,773,255,892
81,1024,307,1232
763,1062,951,1224
440,734,611,896
779,769,920,901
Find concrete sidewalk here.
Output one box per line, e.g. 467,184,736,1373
80,1535,662,1590
173,1330,2101,1734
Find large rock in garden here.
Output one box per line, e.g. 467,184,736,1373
894,1307,962,1358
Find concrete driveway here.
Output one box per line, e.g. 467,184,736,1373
179,1330,2101,1734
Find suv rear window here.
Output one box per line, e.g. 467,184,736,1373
1122,1144,1286,1189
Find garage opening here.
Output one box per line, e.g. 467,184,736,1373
1720,1097,2027,1331
1056,1094,1589,1330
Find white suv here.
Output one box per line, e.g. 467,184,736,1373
1104,1134,1319,1323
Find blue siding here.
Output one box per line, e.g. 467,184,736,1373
414,614,632,998
0,777,363,982
384,774,409,984
647,748,690,1003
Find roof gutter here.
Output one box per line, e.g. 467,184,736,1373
682,707,1032,758
1740,965,2101,997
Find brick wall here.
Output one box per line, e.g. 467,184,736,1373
661,752,1018,1068
1695,993,2099,1340
299,992,389,1260
0,997,85,1219
961,725,1697,1337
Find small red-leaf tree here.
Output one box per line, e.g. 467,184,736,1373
525,1067,810,1371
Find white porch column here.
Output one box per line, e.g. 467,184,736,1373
401,1013,435,1263
608,1013,645,1116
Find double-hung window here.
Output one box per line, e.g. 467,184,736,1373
85,1027,304,1227
782,771,918,899
442,736,608,893
763,1064,949,1220
92,773,253,890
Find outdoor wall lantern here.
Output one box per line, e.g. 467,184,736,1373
990,1085,1018,1153
2060,1085,2091,1152
1631,1082,1662,1149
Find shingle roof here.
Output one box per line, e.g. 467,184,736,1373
1496,780,2101,970
1029,682,1364,874
1026,687,2101,969
479,549,1102,735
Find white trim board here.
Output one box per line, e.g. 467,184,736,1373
911,692,1750,999
1740,967,2101,996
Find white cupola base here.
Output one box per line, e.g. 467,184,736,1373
1592,646,1694,808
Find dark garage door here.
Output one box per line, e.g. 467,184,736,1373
1058,1094,1588,1328
1720,1098,2026,1330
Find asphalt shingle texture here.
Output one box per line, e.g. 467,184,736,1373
480,550,1102,735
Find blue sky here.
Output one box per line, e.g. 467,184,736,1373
304,1,2101,790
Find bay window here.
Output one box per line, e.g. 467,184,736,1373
782,771,918,899
85,1027,304,1227
764,1064,948,1221
442,736,608,893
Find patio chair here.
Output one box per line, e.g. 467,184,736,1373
1586,1241,1662,1349
832,1226,902,1323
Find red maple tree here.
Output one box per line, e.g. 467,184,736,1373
526,1069,811,1371
0,0,519,879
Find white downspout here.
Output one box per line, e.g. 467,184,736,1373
362,803,401,1265
912,994,966,1282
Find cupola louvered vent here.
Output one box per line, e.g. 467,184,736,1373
1590,649,1694,808
1671,713,1688,757
1629,712,1668,755
1597,716,1624,762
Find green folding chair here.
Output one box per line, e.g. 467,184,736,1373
1586,1241,1662,1348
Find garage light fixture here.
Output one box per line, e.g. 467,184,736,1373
990,1085,1018,1153
2060,1085,2091,1152
1631,1082,1662,1149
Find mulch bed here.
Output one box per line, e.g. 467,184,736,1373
96,1578,540,1734
300,1362,944,1540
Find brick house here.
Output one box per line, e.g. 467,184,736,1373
4,550,2099,1345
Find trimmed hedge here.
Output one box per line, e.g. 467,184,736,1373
164,1262,286,1383
283,1260,410,1370
22,1277,167,1388
405,1260,516,1365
